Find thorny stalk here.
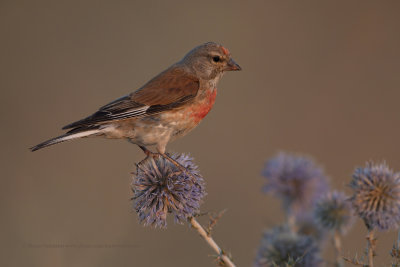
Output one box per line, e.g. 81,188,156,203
397,230,400,251
206,210,227,235
189,216,235,267
397,230,400,252
342,229,377,267
342,255,364,266
390,230,400,266
366,229,376,267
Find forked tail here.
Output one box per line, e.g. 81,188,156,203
31,127,100,151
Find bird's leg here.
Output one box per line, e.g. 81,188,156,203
138,145,156,158
136,145,159,166
134,141,194,181
155,143,191,175
159,152,183,169
127,139,157,158
159,152,197,182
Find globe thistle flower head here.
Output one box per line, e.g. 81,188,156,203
296,213,328,243
131,153,206,228
350,161,400,231
254,225,322,267
314,191,355,234
262,152,329,214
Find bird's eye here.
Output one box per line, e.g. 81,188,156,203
212,56,220,62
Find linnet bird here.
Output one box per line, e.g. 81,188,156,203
31,42,241,156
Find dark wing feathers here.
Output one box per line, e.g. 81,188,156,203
62,66,199,130
62,95,146,129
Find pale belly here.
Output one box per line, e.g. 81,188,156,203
132,112,199,146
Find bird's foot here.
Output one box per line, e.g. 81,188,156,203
137,145,159,166
159,152,197,182
137,146,195,182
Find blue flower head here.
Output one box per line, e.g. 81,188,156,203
296,213,328,243
350,161,400,231
132,153,206,228
262,152,329,214
254,225,322,267
314,191,355,234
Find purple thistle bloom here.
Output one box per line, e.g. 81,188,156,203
296,213,328,243
262,152,329,215
350,161,400,231
314,191,355,234
254,225,322,267
131,153,206,228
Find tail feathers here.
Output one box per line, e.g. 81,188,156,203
31,129,100,152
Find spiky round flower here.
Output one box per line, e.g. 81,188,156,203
296,213,328,243
350,161,400,231
254,225,322,267
131,153,206,228
262,152,329,214
314,191,354,234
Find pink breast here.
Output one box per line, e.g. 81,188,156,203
190,89,217,123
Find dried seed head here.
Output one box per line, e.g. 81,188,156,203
350,161,400,231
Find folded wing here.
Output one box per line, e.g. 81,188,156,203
62,66,199,130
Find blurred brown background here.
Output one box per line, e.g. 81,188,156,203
1,1,400,266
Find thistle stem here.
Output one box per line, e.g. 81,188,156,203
391,230,400,266
366,229,375,267
397,229,400,250
189,216,236,267
286,210,296,233
288,214,296,232
333,231,344,267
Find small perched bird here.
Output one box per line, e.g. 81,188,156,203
31,42,241,154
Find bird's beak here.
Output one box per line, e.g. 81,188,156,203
225,58,242,71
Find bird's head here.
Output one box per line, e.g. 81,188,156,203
181,42,241,81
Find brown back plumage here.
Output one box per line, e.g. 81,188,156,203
133,67,199,106
62,66,200,130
